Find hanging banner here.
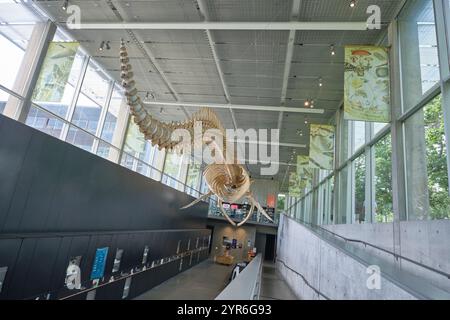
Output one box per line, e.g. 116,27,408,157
344,45,390,122
288,172,302,198
32,41,80,102
309,124,335,170
297,155,313,190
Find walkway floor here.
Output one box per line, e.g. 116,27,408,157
135,259,232,300
259,262,298,300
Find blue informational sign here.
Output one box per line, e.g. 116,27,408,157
90,247,109,280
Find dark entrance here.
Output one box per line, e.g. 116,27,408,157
264,234,276,261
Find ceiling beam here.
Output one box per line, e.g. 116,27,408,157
232,140,306,149
142,100,325,114
70,21,368,31
278,0,302,133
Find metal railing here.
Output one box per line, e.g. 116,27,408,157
284,214,450,280
276,258,330,300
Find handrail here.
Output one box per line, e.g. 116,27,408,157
22,245,210,300
285,214,450,280
276,259,330,300
215,254,263,300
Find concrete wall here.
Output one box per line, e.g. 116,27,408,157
208,220,277,263
277,215,417,300
322,220,450,292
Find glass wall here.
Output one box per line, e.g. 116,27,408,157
404,95,450,220
284,0,450,227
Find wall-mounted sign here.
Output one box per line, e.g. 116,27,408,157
122,277,132,299
142,246,149,265
65,256,82,290
0,266,7,293
90,247,108,280
112,249,123,273
86,289,96,300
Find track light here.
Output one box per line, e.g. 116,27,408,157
62,0,69,11
98,41,105,51
304,99,310,107
105,41,111,50
349,0,356,8
330,45,336,56
304,117,309,125
318,77,323,87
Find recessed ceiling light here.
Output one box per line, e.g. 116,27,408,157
330,45,336,56
62,0,69,11
98,41,105,51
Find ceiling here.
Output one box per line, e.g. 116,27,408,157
33,0,406,191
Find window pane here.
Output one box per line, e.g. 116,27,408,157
354,155,366,223
25,105,64,139
374,134,393,223
97,141,120,163
373,122,387,136
404,94,450,220
337,165,350,224
0,88,22,118
72,62,110,135
399,0,439,112
186,163,201,196
101,84,124,144
0,0,38,92
66,126,95,151
352,121,365,153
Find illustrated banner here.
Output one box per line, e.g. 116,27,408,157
288,172,302,198
297,155,313,191
33,42,80,102
309,124,335,170
344,45,390,122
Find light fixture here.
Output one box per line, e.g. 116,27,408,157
318,77,323,87
349,0,356,8
330,45,336,56
304,99,310,107
105,41,111,50
304,117,309,125
98,41,105,51
62,0,69,11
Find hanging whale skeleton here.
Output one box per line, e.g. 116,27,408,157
119,40,274,227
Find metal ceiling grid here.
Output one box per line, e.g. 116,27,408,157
232,109,280,130
222,58,284,73
205,0,293,22
110,0,202,22
295,30,383,45
289,62,343,78
36,0,121,23
299,0,403,22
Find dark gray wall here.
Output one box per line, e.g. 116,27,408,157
0,114,210,299
0,114,207,233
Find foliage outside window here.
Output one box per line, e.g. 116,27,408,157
374,134,393,223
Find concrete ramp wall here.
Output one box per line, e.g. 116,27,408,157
276,215,450,300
